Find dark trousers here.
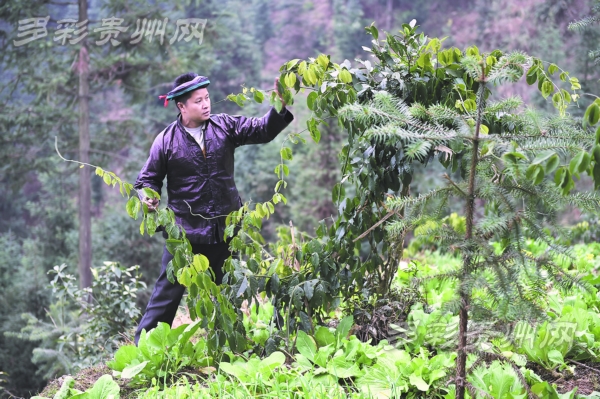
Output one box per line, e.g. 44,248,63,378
134,240,231,344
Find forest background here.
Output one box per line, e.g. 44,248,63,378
1,0,599,396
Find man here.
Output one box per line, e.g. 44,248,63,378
133,73,293,344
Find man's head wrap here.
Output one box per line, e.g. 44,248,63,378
158,75,210,107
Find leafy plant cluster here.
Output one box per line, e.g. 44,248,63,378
9,262,144,380
33,375,120,399
31,241,600,398
107,320,212,386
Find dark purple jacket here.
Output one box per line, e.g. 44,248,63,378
135,107,294,244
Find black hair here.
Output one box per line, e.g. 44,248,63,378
172,72,199,105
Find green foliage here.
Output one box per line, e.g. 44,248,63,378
107,321,212,387
10,262,144,380
32,375,119,399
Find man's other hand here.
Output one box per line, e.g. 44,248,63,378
143,197,159,212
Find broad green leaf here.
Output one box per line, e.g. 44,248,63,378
307,92,318,110
547,349,564,366
327,355,363,378
545,154,560,174
193,254,209,272
526,66,537,85
49,376,75,399
253,90,264,103
219,362,248,381
569,151,587,174
107,345,139,371
580,152,592,173
86,375,120,399
409,374,430,391
316,54,329,68
593,145,600,162
585,103,600,126
548,63,558,75
141,187,158,199
304,279,317,300
177,267,193,288
339,69,353,83
269,273,280,294
315,326,335,347
428,369,446,384
294,353,314,371
259,351,286,376
285,72,297,88
335,315,353,342
526,164,544,185
296,330,318,362
531,150,555,165
236,276,249,298
95,167,104,177
280,147,293,161
541,81,553,99
309,123,321,143
287,59,300,69
121,360,148,379
366,23,379,40
103,172,112,186
332,183,345,203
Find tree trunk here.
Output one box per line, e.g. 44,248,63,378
456,71,486,399
77,0,92,289
385,0,393,31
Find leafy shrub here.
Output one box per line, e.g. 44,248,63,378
108,320,212,386
12,262,145,378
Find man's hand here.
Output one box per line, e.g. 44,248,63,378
274,77,286,109
143,197,159,212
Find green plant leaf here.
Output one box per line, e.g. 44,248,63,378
285,72,297,88
253,90,264,103
546,154,560,174
107,345,139,371
126,196,141,220
259,351,286,377
315,326,335,347
86,374,120,399
541,81,554,99
339,69,353,83
335,315,353,342
296,330,318,362
49,376,75,399
569,151,588,174
121,360,149,379
307,92,318,110
585,103,600,126
409,374,430,391
547,349,564,366
280,147,293,161
327,355,363,378
532,150,555,165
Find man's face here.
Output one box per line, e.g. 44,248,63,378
178,87,211,125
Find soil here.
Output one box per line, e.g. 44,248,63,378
36,364,138,398
527,360,600,396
